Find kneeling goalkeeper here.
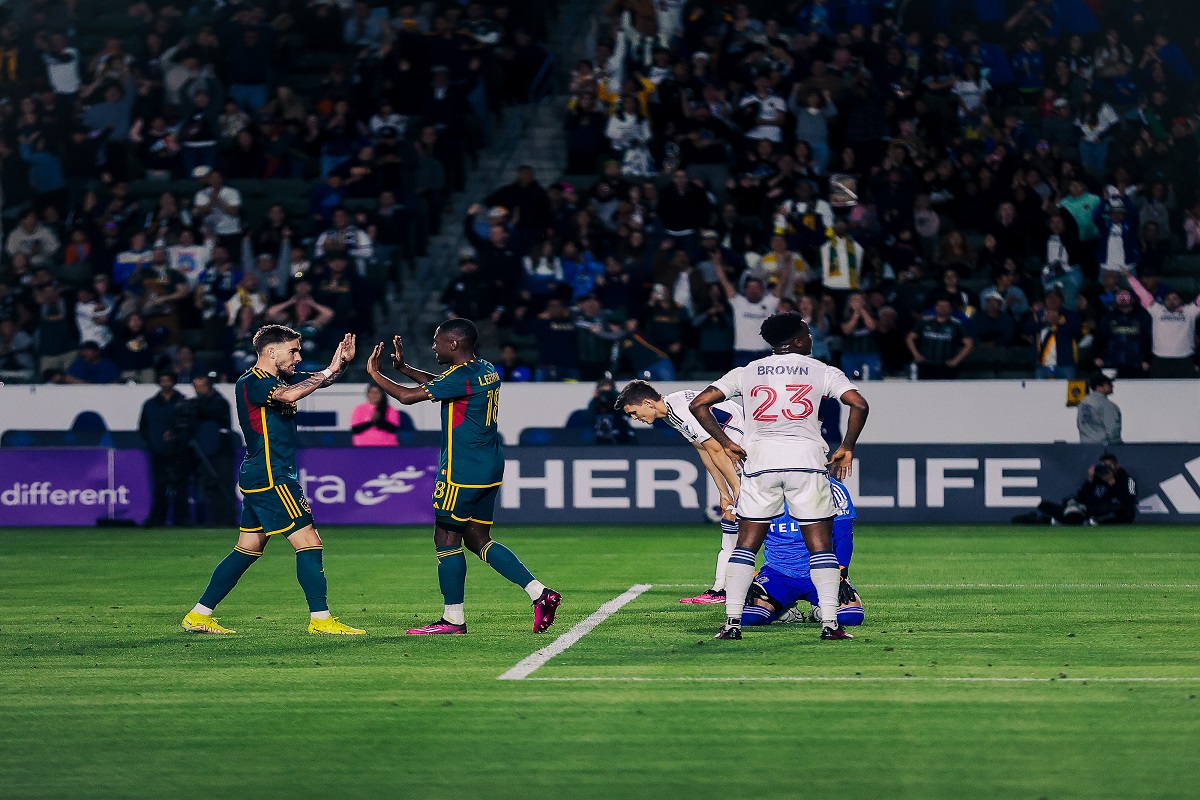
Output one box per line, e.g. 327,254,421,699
742,476,864,628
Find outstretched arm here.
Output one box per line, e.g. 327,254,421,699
1121,267,1155,308
826,389,869,480
271,334,354,403
367,342,433,405
690,387,747,465
388,334,438,383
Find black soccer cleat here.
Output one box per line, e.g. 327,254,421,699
820,624,854,641
714,623,743,640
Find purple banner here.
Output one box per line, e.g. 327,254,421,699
0,448,439,527
0,449,146,525
294,448,439,525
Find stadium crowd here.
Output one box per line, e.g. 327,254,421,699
0,0,553,384
444,0,1200,382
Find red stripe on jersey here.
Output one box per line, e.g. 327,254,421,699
451,399,467,428
244,384,263,433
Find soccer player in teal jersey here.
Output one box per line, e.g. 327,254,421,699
181,324,366,635
366,319,561,635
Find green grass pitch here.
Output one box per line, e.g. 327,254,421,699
2,523,1198,799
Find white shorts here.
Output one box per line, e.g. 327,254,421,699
736,470,835,522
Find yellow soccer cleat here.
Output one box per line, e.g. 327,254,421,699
181,611,236,634
307,616,366,635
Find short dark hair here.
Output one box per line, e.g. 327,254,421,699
253,324,301,353
615,379,660,411
760,312,810,347
438,318,479,349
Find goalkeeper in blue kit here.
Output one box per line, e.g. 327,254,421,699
742,476,865,628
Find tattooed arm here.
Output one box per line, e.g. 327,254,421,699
272,334,356,403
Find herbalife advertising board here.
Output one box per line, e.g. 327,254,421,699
1,445,1197,527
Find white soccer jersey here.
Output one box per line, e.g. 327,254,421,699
710,353,857,476
663,390,745,445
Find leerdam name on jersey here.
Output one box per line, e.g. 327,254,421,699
757,365,810,375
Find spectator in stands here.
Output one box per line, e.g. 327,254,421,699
486,166,553,255
6,209,60,269
1077,374,1122,445
972,289,1018,347
495,343,532,383
657,168,711,246
1123,268,1200,378
138,370,190,527
351,384,401,447
819,221,865,301
907,298,974,380
840,292,880,381
716,266,778,367
1026,288,1083,380
516,297,579,381
574,293,620,380
565,91,608,175
1095,200,1139,275
74,284,113,350
111,313,162,384
1093,288,1152,378
33,280,78,376
64,340,120,385
0,317,36,382
441,253,495,323
192,168,241,250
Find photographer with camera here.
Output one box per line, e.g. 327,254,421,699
1018,453,1137,527
588,375,632,445
190,372,236,527
138,370,192,527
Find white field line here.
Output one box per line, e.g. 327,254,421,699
525,676,1200,684
497,584,653,681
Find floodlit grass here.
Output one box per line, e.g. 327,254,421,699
1,524,1198,799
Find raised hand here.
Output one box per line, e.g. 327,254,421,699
390,334,404,369
339,333,356,363
367,342,384,375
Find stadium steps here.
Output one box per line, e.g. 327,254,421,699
392,2,594,351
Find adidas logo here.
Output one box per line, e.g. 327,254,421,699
1138,456,1200,515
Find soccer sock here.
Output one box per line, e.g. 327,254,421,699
436,545,467,621
723,546,757,626
197,546,261,611
443,604,465,625
478,540,537,594
740,605,775,626
809,550,841,629
712,521,738,591
295,546,329,614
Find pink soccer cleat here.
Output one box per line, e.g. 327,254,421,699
680,589,726,605
406,618,467,635
532,589,562,633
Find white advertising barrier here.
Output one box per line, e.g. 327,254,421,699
0,379,1198,444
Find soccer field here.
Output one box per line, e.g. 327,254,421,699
2,524,1198,800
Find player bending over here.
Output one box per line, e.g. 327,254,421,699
182,325,365,635
366,320,561,634
742,477,864,628
617,379,745,605
690,311,869,641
